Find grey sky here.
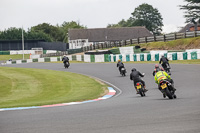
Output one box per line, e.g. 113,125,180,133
0,0,187,33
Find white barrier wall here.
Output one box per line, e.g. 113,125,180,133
50,57,58,62
136,54,140,61
38,58,45,62
67,55,72,61
16,60,22,64
26,59,33,63
6,61,12,64
4,50,200,65
144,53,148,61
130,54,134,61
177,52,184,60
167,53,173,60
122,54,126,62
110,55,114,62
151,54,155,61
95,55,104,62
84,54,91,62
198,52,200,59
76,55,82,61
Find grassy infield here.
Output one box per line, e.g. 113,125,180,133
0,37,200,108
0,67,108,108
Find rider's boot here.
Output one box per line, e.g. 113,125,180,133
163,93,166,98
144,86,148,92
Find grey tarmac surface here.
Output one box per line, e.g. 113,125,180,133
0,63,200,133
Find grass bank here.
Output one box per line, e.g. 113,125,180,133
132,36,200,50
0,67,108,108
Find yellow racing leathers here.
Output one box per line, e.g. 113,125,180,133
154,71,171,84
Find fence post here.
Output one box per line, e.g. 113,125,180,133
93,44,95,50
154,36,156,42
163,35,166,42
194,31,197,37
145,37,147,43
130,39,132,44
124,40,126,46
119,41,122,47
174,33,177,40
137,38,140,44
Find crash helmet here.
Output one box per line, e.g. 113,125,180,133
118,59,121,62
131,68,136,72
155,64,159,68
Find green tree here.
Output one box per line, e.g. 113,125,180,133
131,3,163,35
180,0,200,23
0,27,53,42
61,21,86,43
27,30,53,42
0,27,24,40
31,23,62,42
107,3,163,35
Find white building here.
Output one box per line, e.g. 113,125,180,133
68,27,153,49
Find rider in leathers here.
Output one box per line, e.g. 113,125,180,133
62,55,70,66
159,55,170,69
130,68,148,94
117,59,124,74
152,64,164,76
154,70,176,92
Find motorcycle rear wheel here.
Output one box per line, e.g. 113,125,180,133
165,88,173,99
139,88,145,97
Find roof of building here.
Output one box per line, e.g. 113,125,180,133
68,27,153,42
179,22,200,33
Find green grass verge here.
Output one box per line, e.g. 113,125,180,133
0,54,30,61
130,36,200,50
0,67,108,108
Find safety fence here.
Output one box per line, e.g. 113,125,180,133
3,51,200,65
68,31,200,54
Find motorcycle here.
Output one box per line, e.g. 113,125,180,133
135,82,146,97
120,67,126,76
159,80,176,99
162,63,171,75
64,62,70,69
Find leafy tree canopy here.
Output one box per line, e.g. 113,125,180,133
107,3,163,35
180,0,200,23
0,21,86,43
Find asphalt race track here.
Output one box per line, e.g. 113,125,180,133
1,63,200,133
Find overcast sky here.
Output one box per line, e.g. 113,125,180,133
0,0,187,33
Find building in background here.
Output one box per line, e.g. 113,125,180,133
179,22,200,33
68,27,153,49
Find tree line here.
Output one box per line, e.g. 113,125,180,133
0,21,85,43
0,1,199,43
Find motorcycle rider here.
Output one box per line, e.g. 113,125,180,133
117,59,125,74
62,55,70,67
152,64,164,76
130,68,148,94
159,55,170,69
154,70,176,95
